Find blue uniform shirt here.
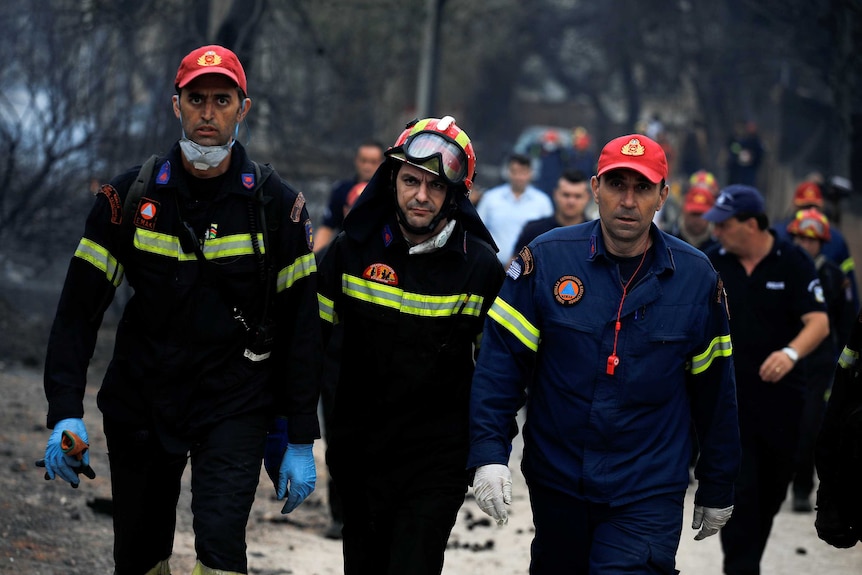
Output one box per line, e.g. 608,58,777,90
469,219,740,508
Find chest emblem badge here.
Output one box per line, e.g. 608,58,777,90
363,263,399,286
133,198,160,230
554,275,584,305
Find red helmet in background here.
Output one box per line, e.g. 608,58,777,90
387,116,477,192
786,208,831,242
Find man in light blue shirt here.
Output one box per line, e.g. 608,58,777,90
477,153,554,264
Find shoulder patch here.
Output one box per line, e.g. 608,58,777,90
291,192,306,223
155,160,171,185
242,172,255,189
518,246,535,275
97,184,123,225
507,246,535,281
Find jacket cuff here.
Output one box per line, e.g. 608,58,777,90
694,481,735,509
286,412,321,444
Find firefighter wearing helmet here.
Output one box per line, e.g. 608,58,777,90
315,117,504,573
786,208,857,514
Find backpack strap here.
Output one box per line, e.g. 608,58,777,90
123,154,159,232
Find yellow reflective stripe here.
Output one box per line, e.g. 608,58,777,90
341,274,484,317
134,229,193,260
74,237,124,286
487,296,540,352
202,233,264,258
135,230,265,261
277,252,317,293
840,256,855,274
838,345,860,369
690,334,733,375
318,293,335,324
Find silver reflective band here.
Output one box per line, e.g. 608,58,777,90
782,346,799,363
244,348,271,362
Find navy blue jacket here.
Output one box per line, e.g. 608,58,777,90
469,220,740,508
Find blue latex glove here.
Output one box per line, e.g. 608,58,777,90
277,443,316,514
43,418,91,487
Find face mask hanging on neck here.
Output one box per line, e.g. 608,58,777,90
179,138,234,170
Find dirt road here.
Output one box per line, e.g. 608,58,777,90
2,361,862,574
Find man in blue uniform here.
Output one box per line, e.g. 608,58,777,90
316,116,505,574
40,45,321,575
469,134,741,574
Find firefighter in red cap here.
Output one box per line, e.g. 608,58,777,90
41,45,321,575
316,116,504,574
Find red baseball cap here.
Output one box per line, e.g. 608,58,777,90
175,45,247,94
683,186,716,214
597,134,668,184
793,181,824,208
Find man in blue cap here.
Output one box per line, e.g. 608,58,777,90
702,184,830,575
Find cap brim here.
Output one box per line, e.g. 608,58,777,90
597,161,664,184
177,68,241,90
701,206,734,223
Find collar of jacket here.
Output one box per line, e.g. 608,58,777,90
343,158,499,253
157,140,258,199
370,212,469,259
586,220,676,275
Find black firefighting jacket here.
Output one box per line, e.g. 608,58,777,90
316,160,504,467
44,142,321,449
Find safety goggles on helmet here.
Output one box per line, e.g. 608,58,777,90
387,116,476,190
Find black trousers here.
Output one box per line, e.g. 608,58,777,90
720,386,803,575
792,373,831,500
330,443,467,575
104,411,267,574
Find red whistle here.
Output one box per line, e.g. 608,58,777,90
606,354,619,375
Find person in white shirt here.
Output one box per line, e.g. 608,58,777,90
477,153,553,264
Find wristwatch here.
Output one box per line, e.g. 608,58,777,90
782,346,799,363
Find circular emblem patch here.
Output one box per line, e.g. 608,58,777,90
554,275,584,305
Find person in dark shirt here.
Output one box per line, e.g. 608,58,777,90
702,185,829,575
314,140,384,253
511,169,590,259
40,45,321,575
317,116,504,574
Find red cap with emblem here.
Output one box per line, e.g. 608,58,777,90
175,45,247,94
597,134,668,184
793,181,824,208
683,186,716,214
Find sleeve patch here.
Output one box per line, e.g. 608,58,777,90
519,246,535,275
97,184,123,225
291,192,306,223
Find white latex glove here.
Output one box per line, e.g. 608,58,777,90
692,504,734,540
473,463,512,526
